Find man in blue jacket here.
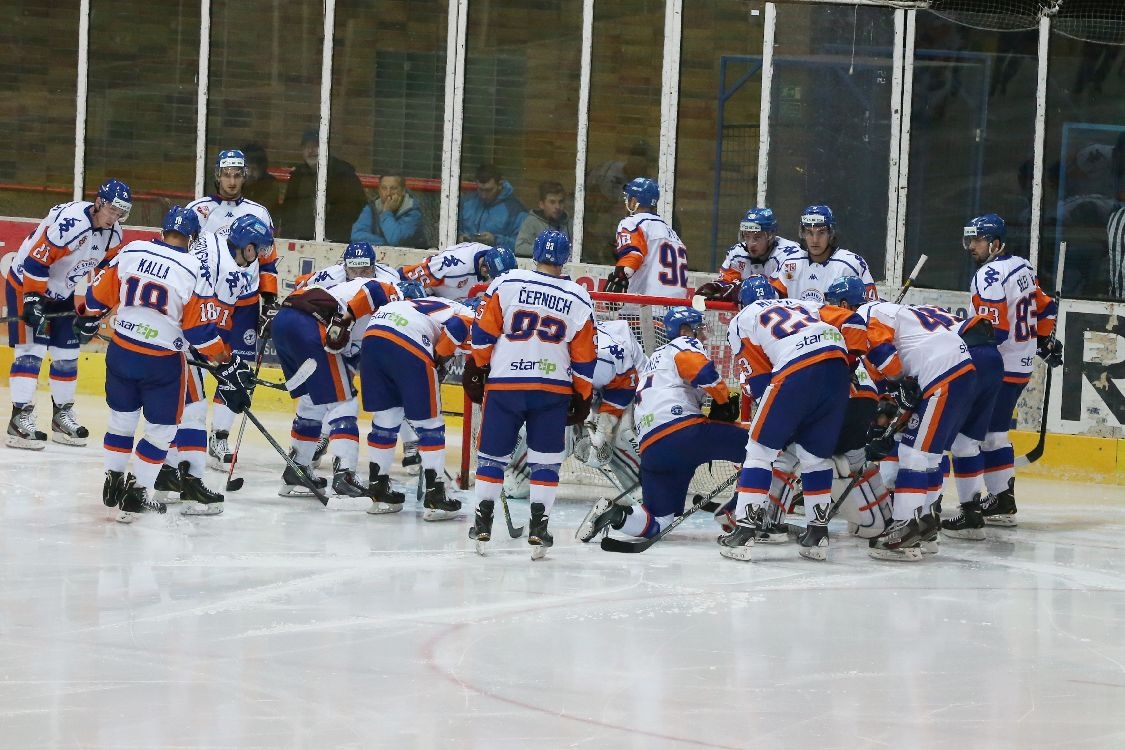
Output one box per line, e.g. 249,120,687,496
457,164,527,252
351,174,428,248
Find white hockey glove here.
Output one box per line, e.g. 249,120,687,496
585,411,621,468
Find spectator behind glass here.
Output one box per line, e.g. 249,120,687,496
457,163,527,252
351,174,428,249
1106,131,1125,299
515,181,572,258
281,129,368,242
241,142,282,222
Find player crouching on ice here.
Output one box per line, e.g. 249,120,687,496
577,306,746,547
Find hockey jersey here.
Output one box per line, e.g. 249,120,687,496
85,239,225,360
854,301,972,395
718,236,801,283
592,319,649,416
969,254,1056,384
185,196,279,296
614,213,688,297
189,231,259,333
771,248,877,305
294,261,399,291
7,201,125,300
364,297,474,361
471,268,597,398
727,298,850,401
401,242,490,300
633,336,729,450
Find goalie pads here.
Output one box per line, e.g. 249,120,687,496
833,462,892,539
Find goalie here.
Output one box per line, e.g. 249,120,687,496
503,319,647,503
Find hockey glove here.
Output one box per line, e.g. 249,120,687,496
75,316,103,345
215,356,256,414
257,295,280,342
604,266,630,294
566,391,592,426
462,358,490,404
708,394,740,423
865,432,896,462
21,293,48,337
1037,335,1063,368
323,313,353,354
892,378,922,412
434,354,453,384
695,280,740,303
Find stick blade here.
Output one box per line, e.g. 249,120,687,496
225,477,245,492
285,358,318,391
600,536,649,553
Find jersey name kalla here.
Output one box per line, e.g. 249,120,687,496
855,301,971,393
9,201,124,300
189,231,259,331
614,213,688,297
402,242,489,300
365,297,474,359
772,248,876,304
970,254,1056,383
719,236,801,282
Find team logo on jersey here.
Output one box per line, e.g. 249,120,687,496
983,267,1000,289
243,329,256,346
77,237,88,249
608,343,625,361
225,270,251,297
173,337,185,350
66,258,98,287
436,255,465,271
671,405,683,416
57,217,78,234
510,358,557,375
197,206,211,219
421,334,431,347
783,261,797,280
801,290,825,304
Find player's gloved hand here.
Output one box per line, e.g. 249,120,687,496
604,266,630,294
434,354,453,384
695,280,739,302
865,430,896,462
323,313,353,354
708,394,740,423
215,356,256,414
462,358,490,404
75,316,102,345
892,378,922,412
257,293,279,342
1037,335,1063,368
566,392,592,426
21,293,48,337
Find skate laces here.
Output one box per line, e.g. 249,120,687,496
53,404,81,432
12,406,37,434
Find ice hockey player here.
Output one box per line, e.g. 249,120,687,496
577,305,745,546
770,204,877,305
161,214,274,514
400,241,517,300
81,206,253,523
360,288,475,519
465,229,596,559
961,213,1058,527
604,177,688,297
695,207,801,303
186,149,280,470
5,178,131,449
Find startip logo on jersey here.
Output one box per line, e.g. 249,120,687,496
116,319,161,341
509,358,558,375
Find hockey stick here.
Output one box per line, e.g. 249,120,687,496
239,405,329,505
187,357,316,392
600,472,739,554
0,310,77,324
498,490,525,538
1015,241,1066,468
893,254,928,304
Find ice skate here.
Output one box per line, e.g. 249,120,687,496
6,404,46,451
868,515,924,562
117,475,167,524
941,496,986,540
278,462,327,498
207,430,233,470
50,401,89,446
528,502,553,560
365,463,405,514
401,440,421,475
180,462,224,515
421,469,461,521
718,504,766,562
331,457,369,497
311,435,329,469
796,524,829,561
468,500,495,555
152,463,182,503
576,497,629,543
102,469,126,508
982,478,1017,526
917,511,940,555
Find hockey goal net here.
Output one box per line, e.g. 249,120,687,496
457,291,743,503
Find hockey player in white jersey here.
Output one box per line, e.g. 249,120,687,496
80,206,252,523
604,178,688,297
770,204,877,304
400,241,517,300
695,207,801,303
577,306,746,546
717,280,852,562
186,149,280,468
465,230,597,559
963,213,1058,526
5,178,131,449
360,291,475,518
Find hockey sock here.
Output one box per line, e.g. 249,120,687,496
212,401,236,433
474,456,504,508
618,504,658,538
103,432,134,473
951,452,984,504
47,353,78,406
133,424,175,490
9,353,43,405
528,463,560,515
367,414,401,473
327,416,359,472
414,421,446,472
800,467,833,524
290,416,321,466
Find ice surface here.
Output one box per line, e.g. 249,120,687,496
2,391,1125,748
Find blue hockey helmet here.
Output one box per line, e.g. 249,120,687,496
799,204,836,231
463,296,484,314
96,178,133,220
962,213,1006,249
532,229,571,266
824,275,867,308
342,242,377,267
738,274,779,307
397,280,427,300
663,306,704,339
227,215,273,256
480,246,517,280
215,149,247,178
161,205,201,238
623,177,660,210
739,207,778,237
